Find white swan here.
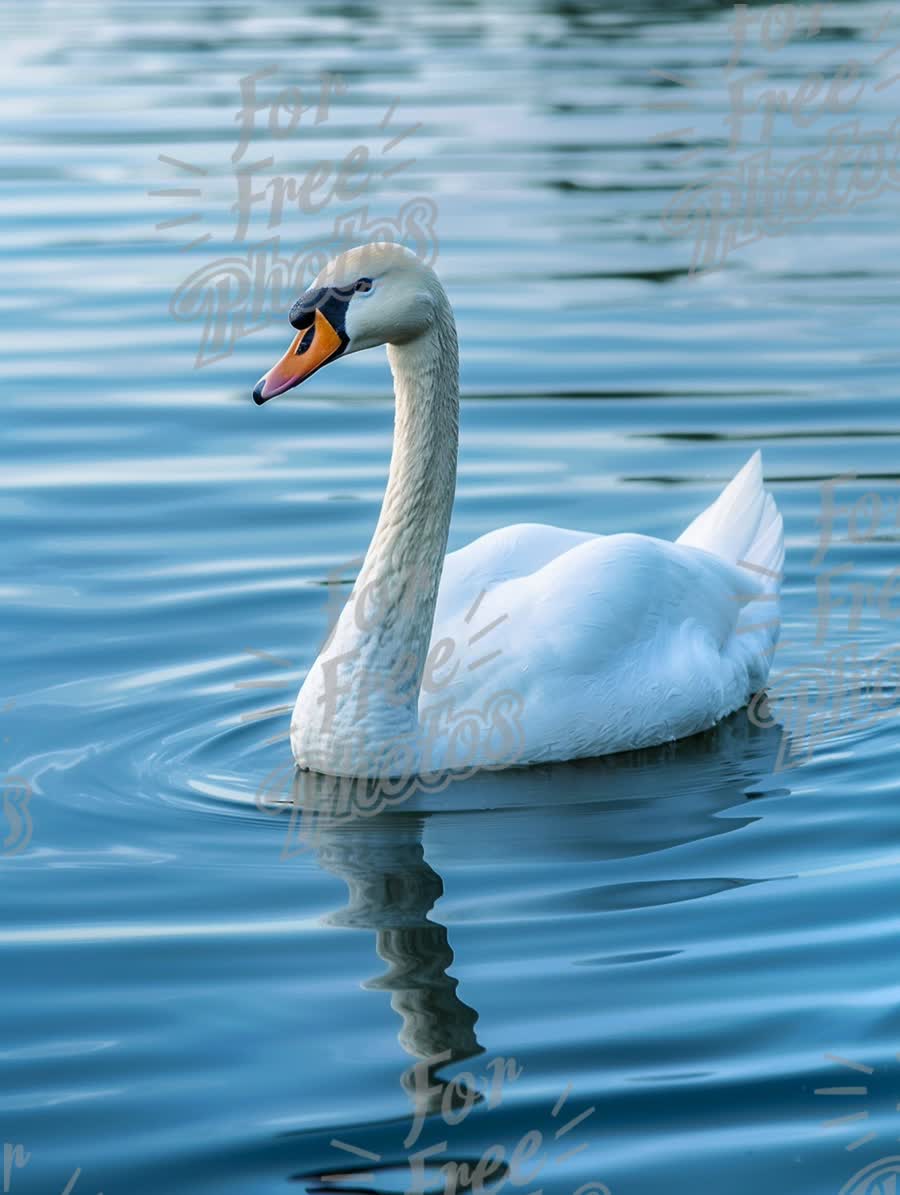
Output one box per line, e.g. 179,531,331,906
253,243,784,780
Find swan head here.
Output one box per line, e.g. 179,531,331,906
252,243,441,404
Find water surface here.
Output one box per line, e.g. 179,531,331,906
3,2,900,1193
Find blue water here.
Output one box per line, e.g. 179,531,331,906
4,2,900,1193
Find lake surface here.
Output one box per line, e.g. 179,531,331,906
4,1,900,1193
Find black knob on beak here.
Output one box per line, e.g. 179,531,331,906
289,289,321,330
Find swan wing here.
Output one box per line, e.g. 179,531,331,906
435,521,596,627
424,453,783,766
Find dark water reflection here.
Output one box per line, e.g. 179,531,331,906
4,1,900,1193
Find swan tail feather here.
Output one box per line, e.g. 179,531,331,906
737,487,783,684
677,451,782,585
677,452,783,685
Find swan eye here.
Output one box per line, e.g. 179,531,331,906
355,278,373,293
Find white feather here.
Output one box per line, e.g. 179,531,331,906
280,246,784,777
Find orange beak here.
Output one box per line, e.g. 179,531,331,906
253,309,345,404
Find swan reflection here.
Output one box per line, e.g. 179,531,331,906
265,707,789,1092
315,813,484,1117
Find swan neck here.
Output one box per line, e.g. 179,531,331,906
357,307,459,657
294,297,460,770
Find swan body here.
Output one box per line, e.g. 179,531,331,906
253,244,784,779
